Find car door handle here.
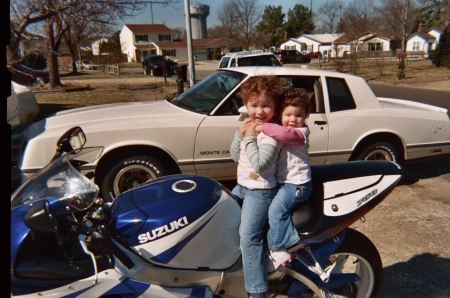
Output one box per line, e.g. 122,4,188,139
314,121,327,125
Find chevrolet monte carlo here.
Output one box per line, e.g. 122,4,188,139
13,67,450,201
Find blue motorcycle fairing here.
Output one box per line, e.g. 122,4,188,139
110,174,223,247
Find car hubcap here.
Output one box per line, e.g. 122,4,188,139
113,165,157,196
365,149,392,161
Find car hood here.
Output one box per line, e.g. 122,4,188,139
45,100,198,129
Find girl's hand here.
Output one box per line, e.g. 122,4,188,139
245,123,259,137
238,118,253,135
254,124,263,133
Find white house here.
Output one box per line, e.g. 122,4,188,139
91,38,108,55
279,38,307,52
406,24,446,57
119,23,224,62
120,24,174,62
346,32,401,57
281,34,344,58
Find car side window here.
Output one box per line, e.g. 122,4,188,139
277,75,321,113
215,91,243,115
326,77,356,112
219,57,230,68
230,59,236,67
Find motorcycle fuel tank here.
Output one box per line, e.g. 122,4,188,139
110,174,241,270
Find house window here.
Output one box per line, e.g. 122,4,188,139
413,42,420,51
286,45,295,50
135,34,148,43
307,45,313,52
163,49,176,57
368,43,382,51
159,34,171,41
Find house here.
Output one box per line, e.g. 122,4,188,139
406,24,445,57
280,34,344,58
152,38,223,62
346,32,401,57
120,23,224,62
92,38,108,55
120,24,174,62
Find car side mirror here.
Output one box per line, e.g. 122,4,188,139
51,126,86,161
238,106,248,121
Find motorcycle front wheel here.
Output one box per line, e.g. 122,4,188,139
327,228,383,298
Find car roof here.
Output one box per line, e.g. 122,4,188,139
217,66,358,79
222,50,275,58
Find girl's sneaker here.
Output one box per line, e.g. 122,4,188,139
266,249,292,272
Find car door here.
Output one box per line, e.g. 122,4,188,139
193,75,243,180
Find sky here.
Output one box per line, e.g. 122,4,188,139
116,0,353,31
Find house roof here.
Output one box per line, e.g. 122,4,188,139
124,24,172,33
428,25,446,33
349,31,399,43
300,33,344,44
333,33,351,44
153,38,224,48
280,38,306,46
407,31,436,41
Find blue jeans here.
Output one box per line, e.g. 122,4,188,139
232,184,277,294
267,181,312,251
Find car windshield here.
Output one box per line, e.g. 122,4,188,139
169,70,245,114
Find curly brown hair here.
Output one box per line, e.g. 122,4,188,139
239,75,282,105
278,88,311,119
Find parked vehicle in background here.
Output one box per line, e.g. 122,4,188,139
75,60,94,70
303,52,320,59
218,50,282,68
13,67,450,201
9,64,50,86
272,50,311,64
142,55,177,76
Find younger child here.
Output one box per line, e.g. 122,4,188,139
229,75,283,297
256,87,312,272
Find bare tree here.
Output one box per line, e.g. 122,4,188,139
317,0,341,33
340,0,380,39
375,0,419,51
234,0,262,50
171,27,185,40
217,0,240,52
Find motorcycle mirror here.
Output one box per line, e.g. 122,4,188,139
52,127,86,161
24,200,58,233
238,106,248,121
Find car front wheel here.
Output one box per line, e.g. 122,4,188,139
356,142,398,162
101,155,172,201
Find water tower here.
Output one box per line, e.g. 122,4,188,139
190,2,209,39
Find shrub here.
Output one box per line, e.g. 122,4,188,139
397,58,405,80
212,53,221,60
431,26,450,67
333,59,346,72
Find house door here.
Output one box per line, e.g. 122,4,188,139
135,49,141,63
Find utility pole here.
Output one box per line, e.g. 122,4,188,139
184,0,196,87
149,3,153,24
338,3,342,33
310,0,313,23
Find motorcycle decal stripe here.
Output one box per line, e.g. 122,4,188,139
188,287,208,297
150,211,217,264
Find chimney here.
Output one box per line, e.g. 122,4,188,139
418,23,428,33
284,31,289,41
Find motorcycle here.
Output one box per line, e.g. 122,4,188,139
11,127,403,297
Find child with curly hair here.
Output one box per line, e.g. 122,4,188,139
256,87,312,272
229,75,283,297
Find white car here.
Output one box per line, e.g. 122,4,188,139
75,60,94,70
218,51,282,68
13,67,450,201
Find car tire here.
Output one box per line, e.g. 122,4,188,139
305,58,311,63
355,142,398,163
284,60,290,64
34,75,45,86
101,155,172,201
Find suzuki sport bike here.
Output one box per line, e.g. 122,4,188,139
11,127,403,297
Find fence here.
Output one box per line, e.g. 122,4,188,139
58,64,120,76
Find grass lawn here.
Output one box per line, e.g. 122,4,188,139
34,83,137,122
